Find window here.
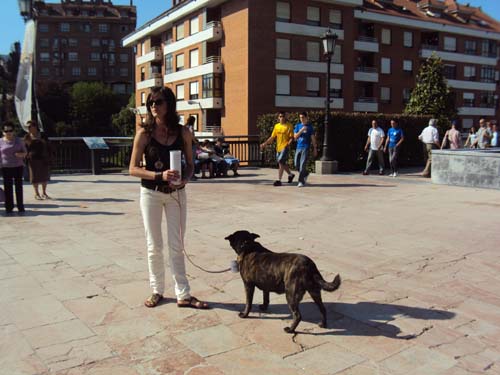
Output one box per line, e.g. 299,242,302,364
60,23,70,32
332,44,341,64
68,52,78,61
140,67,145,81
141,92,146,105
91,39,100,47
90,52,100,61
329,9,342,28
40,39,49,48
306,41,320,62
40,67,50,76
119,68,128,77
108,53,115,65
276,2,290,22
52,38,59,50
381,29,391,45
81,23,91,32
88,67,97,76
403,59,413,73
465,40,476,55
463,92,475,107
381,57,391,74
464,66,476,80
176,53,184,71
403,88,411,103
276,75,290,95
189,49,199,68
276,39,290,59
176,84,185,100
119,53,128,63
443,65,456,79
120,25,128,33
306,6,320,26
444,37,456,52
306,77,320,97
39,24,48,32
98,24,109,33
68,38,77,47
480,66,495,82
380,87,391,103
403,31,413,47
480,92,495,108
72,67,81,76
40,52,50,62
141,42,146,56
165,54,173,74
176,23,184,40
202,73,223,98
189,81,199,100
330,78,342,98
190,16,199,35
481,40,496,57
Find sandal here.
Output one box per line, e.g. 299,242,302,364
144,293,163,308
35,194,43,200
177,296,209,309
42,194,51,200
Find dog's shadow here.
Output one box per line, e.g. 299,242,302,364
211,300,455,339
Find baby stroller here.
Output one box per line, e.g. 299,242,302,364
220,142,240,176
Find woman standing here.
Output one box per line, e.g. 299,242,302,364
24,120,51,199
464,127,478,149
0,122,27,214
129,87,208,309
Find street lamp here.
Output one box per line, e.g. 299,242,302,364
320,29,338,161
18,0,33,21
188,99,205,131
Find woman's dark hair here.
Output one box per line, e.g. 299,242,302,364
27,120,39,131
3,121,14,131
143,86,180,134
469,126,476,133
186,115,196,126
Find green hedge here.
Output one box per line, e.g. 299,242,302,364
257,112,433,172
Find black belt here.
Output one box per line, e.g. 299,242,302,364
145,184,185,194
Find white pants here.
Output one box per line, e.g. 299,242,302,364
140,186,190,300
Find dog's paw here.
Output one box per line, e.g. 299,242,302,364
238,312,248,318
283,327,295,334
318,321,327,328
259,304,268,311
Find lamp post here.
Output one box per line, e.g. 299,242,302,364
188,99,205,131
18,0,33,21
320,29,337,162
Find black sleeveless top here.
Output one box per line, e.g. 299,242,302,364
141,132,184,189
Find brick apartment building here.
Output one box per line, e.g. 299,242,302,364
30,0,136,95
123,0,500,135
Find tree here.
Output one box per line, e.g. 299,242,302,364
70,81,121,136
111,93,136,136
404,54,457,126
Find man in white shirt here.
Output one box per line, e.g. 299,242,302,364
363,120,385,175
418,118,440,178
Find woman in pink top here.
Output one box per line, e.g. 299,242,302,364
441,121,461,150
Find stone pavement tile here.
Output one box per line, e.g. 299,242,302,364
30,262,81,283
0,275,50,302
11,250,61,267
64,295,142,328
0,239,46,256
0,325,35,365
85,264,142,289
333,300,404,328
378,346,456,374
7,294,76,330
207,344,306,375
0,302,12,326
93,316,164,349
454,349,500,374
36,336,115,373
0,263,28,281
414,324,465,348
430,335,487,359
113,254,147,273
452,298,500,324
284,342,366,375
336,360,394,375
42,276,103,301
135,348,208,375
60,358,141,375
106,279,159,309
0,248,12,261
2,355,48,375
453,318,500,343
62,253,114,274
175,324,251,358
22,318,96,349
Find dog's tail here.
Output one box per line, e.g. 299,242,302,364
316,273,341,292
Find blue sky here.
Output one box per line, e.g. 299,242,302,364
0,0,498,56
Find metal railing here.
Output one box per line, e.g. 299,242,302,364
48,135,262,174
202,55,222,64
357,35,378,43
355,66,377,73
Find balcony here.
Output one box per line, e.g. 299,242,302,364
354,36,379,53
136,46,162,66
447,79,496,91
354,97,378,112
164,21,222,56
275,96,344,109
137,77,163,90
275,59,344,75
164,56,223,83
354,66,378,82
457,107,495,116
176,97,223,111
275,21,344,40
419,47,497,66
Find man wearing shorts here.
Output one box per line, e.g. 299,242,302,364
260,112,295,186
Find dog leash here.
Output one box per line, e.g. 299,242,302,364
172,190,232,274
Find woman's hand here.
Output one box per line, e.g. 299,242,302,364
162,169,180,184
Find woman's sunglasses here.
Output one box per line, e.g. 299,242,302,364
4,129,14,133
147,98,165,107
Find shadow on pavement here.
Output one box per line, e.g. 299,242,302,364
54,198,134,203
16,210,124,217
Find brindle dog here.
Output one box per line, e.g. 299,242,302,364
225,230,341,333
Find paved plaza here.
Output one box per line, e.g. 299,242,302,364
1,168,499,375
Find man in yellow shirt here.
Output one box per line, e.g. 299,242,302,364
260,112,295,186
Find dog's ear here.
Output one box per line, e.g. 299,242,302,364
251,233,260,240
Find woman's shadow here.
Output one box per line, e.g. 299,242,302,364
211,300,455,339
